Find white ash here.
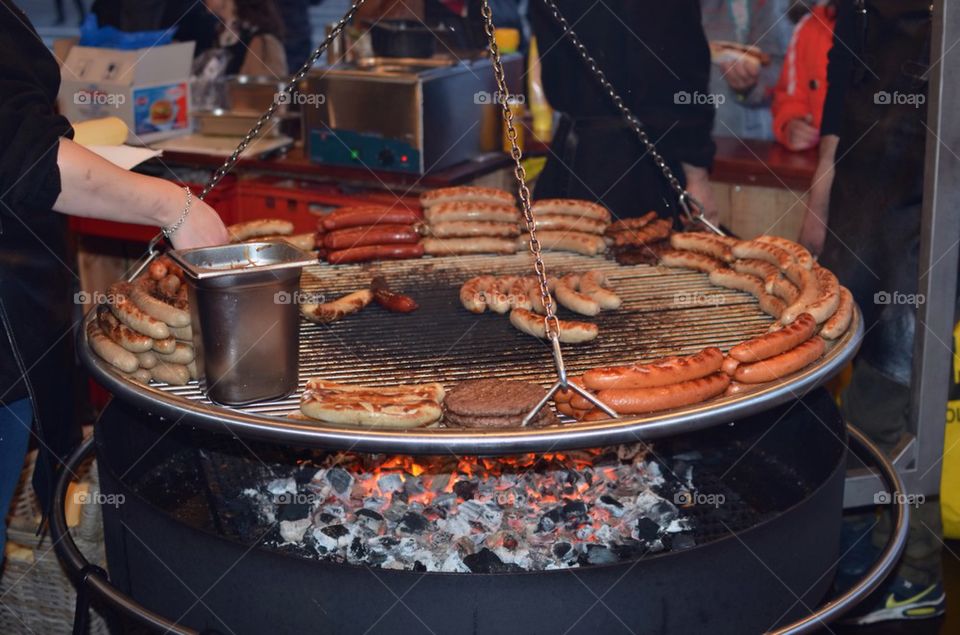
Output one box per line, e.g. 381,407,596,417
242,444,698,572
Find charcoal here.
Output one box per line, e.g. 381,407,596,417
463,548,523,573
266,477,296,496
355,508,383,522
453,480,478,500
326,468,354,494
398,512,429,534
404,477,425,496
670,534,696,550
377,473,404,493
378,536,400,548
350,536,366,559
635,517,662,541
585,544,618,565
610,539,644,560
598,495,625,517
552,541,572,559
562,500,588,523
413,561,427,572
294,465,317,485
279,518,311,543
321,524,349,540
278,501,311,521
537,507,563,533
317,512,337,524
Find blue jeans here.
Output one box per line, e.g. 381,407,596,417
0,398,33,564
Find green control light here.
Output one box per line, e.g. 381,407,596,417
350,149,360,160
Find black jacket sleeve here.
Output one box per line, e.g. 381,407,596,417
820,0,856,137
0,0,73,213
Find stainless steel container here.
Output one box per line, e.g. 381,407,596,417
226,75,286,113
168,242,317,406
195,108,284,137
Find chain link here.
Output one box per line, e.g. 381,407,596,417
540,0,723,235
198,0,369,201
479,0,561,339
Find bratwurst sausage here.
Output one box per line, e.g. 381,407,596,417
322,225,421,250
582,347,724,392
595,372,731,415
733,336,826,383
728,313,816,362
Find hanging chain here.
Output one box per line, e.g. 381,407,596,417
198,0,369,201
540,0,724,236
479,0,560,341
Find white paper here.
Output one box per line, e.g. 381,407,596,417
86,145,163,170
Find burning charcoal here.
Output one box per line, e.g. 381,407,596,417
562,500,588,524
325,468,354,495
356,508,383,522
463,548,523,574
617,443,646,461
432,492,457,509
427,472,451,493
585,544,617,565
279,518,311,544
377,473,404,494
453,480,478,500
378,536,400,548
317,512,337,524
267,477,296,497
413,561,427,572
321,524,350,540
537,508,563,533
403,477,425,496
350,536,367,559
610,539,644,561
278,501,311,522
598,495,625,517
398,512,430,534
440,553,471,573
593,451,620,466
383,502,409,522
294,466,318,485
635,516,662,542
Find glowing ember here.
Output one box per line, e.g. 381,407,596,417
245,444,696,572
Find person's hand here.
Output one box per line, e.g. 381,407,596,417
169,197,229,250
798,135,839,256
720,56,760,93
784,115,820,151
681,164,720,228
798,203,828,256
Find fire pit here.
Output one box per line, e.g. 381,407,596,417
49,388,909,635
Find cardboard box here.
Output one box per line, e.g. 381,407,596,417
58,41,195,144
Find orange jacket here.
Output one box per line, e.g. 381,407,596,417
771,5,837,148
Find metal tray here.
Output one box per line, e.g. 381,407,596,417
79,253,862,455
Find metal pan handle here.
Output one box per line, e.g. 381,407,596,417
767,423,911,634
50,423,909,634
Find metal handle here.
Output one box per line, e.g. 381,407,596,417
50,423,909,634
767,423,911,634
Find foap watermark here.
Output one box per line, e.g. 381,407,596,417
874,290,925,307
274,290,326,305
874,91,925,108
674,490,725,509
74,290,127,305
74,490,125,508
674,91,725,107
274,491,319,505
673,291,725,307
473,90,525,106
874,491,925,507
73,89,126,107
275,90,326,107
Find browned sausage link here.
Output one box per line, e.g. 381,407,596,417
371,276,419,313
530,198,611,222
595,373,731,415
758,293,786,318
781,264,820,324
821,286,855,339
721,356,740,376
582,347,725,392
427,221,520,238
732,258,779,281
612,218,672,247
108,282,170,340
670,232,733,262
708,269,765,297
86,321,140,373
326,243,425,264
729,313,817,362
97,305,154,353
658,249,725,273
422,237,517,256
424,202,519,224
731,240,794,270
322,225,421,250
322,207,421,231
420,186,514,209
733,337,826,383
301,289,374,323
766,274,801,304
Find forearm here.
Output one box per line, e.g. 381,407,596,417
52,138,182,227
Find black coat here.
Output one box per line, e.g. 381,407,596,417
0,0,79,508
528,0,715,219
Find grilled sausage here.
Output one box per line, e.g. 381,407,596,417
97,306,154,353
170,324,193,341
733,336,826,383
733,258,779,281
371,276,419,313
595,373,731,415
120,368,152,384
152,336,176,354
460,276,497,313
424,202,520,224
709,269,765,297
800,266,841,324
301,289,374,323
781,264,820,324
427,221,520,238
729,313,817,363
326,243,425,264
87,321,139,373
150,361,191,386
606,211,659,235
821,286,854,340
531,198,611,222
579,270,622,310
533,214,608,235
108,283,170,340
555,274,601,316
420,186,514,209
766,274,801,304
670,232,734,262
156,341,195,365
129,281,190,328
158,273,181,298
422,237,517,256
509,308,598,344
519,230,607,256
758,293,787,319
611,218,673,247
485,276,519,314
136,350,158,369
731,240,794,270
582,347,725,392
754,235,814,270
301,379,444,428
227,219,294,242
322,225,421,250
659,250,725,273
321,206,421,231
